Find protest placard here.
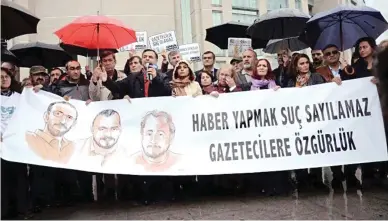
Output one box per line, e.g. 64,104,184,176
148,31,178,54
2,78,387,175
228,38,252,57
119,32,148,52
179,43,201,62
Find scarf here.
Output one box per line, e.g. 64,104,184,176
296,73,311,88
251,79,270,90
170,77,191,96
202,84,215,94
1,90,12,97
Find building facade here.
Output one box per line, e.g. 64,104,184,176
7,0,361,78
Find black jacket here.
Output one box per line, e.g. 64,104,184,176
102,71,171,98
195,68,218,82
286,72,325,88
44,74,90,101
273,66,289,88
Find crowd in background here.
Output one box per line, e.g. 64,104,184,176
1,36,388,220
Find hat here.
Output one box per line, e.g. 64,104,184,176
30,65,47,75
230,57,242,64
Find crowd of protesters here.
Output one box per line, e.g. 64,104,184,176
1,36,388,219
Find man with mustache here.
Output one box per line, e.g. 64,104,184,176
235,49,257,91
132,110,180,172
25,101,78,164
29,65,49,87
77,109,123,168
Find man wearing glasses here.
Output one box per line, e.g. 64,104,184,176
195,51,218,82
316,44,352,83
25,101,78,164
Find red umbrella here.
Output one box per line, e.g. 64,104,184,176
54,15,136,54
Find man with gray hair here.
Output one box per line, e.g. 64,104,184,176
235,49,257,91
161,50,181,81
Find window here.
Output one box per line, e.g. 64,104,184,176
212,0,222,6
215,61,226,69
232,0,257,9
212,11,225,56
295,0,302,10
232,9,258,24
267,0,288,11
212,10,223,25
181,0,192,44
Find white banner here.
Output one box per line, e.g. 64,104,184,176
1,93,20,135
119,31,147,52
228,38,252,57
179,43,201,62
149,31,178,54
2,78,387,175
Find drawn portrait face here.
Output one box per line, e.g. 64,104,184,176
141,115,172,159
44,103,77,137
92,111,122,149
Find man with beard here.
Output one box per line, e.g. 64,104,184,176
311,49,324,69
132,110,180,171
29,66,48,86
235,49,257,91
77,109,123,167
25,101,78,164
273,49,291,88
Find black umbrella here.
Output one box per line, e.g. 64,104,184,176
1,0,40,40
299,5,388,51
1,47,19,64
263,37,309,54
10,42,73,68
205,22,268,50
60,43,118,57
247,8,310,40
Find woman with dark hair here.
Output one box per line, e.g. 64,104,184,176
1,67,32,219
170,60,202,97
251,58,280,90
1,67,21,95
198,69,215,94
352,37,377,78
287,53,326,87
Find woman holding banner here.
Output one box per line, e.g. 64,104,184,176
1,67,32,219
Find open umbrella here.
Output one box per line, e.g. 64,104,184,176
55,15,136,59
247,8,310,40
59,43,118,57
1,0,40,40
300,5,388,51
1,47,19,64
205,22,268,49
10,42,73,68
263,37,309,54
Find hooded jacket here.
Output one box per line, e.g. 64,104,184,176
171,60,202,97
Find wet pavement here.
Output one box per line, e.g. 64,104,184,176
32,188,388,220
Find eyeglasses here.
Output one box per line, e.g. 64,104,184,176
324,50,339,57
52,110,75,121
